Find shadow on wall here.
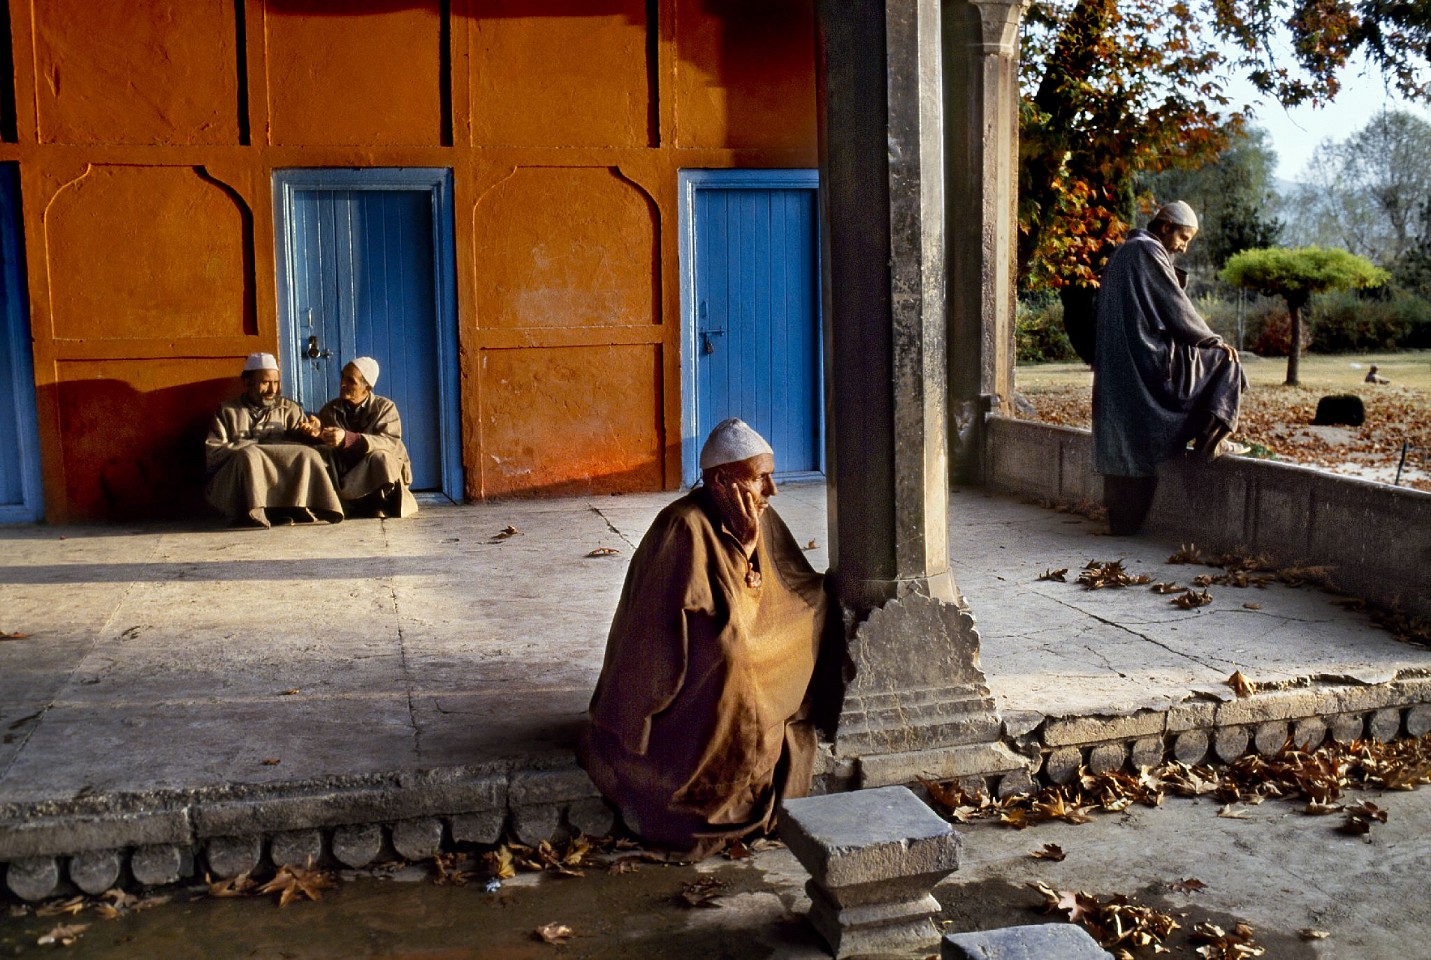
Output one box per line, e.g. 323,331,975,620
42,377,236,522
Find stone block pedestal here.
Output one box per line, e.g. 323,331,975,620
780,786,960,958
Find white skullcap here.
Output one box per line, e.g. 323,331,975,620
700,418,774,471
348,356,379,387
1154,201,1199,230
242,352,278,373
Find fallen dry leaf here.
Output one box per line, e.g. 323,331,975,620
1298,928,1331,940
1030,843,1066,861
34,897,86,918
0,630,29,641
676,876,726,908
1151,582,1182,594
585,547,620,557
485,845,516,880
207,872,257,898
261,758,281,766
1078,560,1151,589
804,538,817,550
1242,602,1262,610
1169,877,1208,894
1038,567,1069,582
1172,588,1214,609
37,923,88,947
256,863,334,908
489,525,521,543
1217,804,1252,819
534,922,573,945
280,689,300,696
1226,670,1257,697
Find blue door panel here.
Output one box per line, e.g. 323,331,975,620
0,162,43,521
692,181,820,481
288,188,443,490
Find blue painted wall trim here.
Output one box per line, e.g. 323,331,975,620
272,168,463,501
677,168,823,488
0,163,44,523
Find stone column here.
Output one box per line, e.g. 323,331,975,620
816,0,1027,791
943,0,1027,483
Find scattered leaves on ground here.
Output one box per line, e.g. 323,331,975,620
1190,920,1265,958
921,735,1431,832
433,852,479,886
1031,843,1066,861
534,922,573,945
1226,670,1257,697
1030,881,1179,950
1038,567,1069,582
1340,800,1389,835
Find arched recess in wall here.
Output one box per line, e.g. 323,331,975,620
471,166,663,497
43,165,256,339
473,166,659,329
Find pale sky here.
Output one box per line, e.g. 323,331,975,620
1223,60,1431,184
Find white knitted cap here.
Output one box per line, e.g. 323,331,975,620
348,356,379,387
700,418,774,471
1154,201,1199,230
242,352,278,373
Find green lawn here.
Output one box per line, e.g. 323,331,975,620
1016,351,1431,395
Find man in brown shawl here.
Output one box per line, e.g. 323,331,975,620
314,356,419,518
204,352,343,527
1093,201,1246,534
580,418,827,857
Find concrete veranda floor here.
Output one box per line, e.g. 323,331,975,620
3,483,1427,812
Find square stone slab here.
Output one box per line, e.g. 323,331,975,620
944,923,1113,959
780,785,960,889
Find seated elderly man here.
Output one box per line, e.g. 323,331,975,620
314,357,418,518
205,352,342,527
580,418,827,858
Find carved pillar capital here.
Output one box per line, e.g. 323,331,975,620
966,0,1028,55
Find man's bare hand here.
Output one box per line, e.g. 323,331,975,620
732,485,763,553
296,415,322,439
1217,342,1239,362
319,426,346,447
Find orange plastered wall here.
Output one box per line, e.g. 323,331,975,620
4,0,818,520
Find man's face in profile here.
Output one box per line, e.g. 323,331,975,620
1153,220,1197,255
709,453,777,545
245,369,281,408
339,364,371,405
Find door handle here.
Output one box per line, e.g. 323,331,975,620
306,335,332,361
699,329,725,355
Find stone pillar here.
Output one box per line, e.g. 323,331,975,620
818,0,953,614
943,0,1027,483
817,0,1028,790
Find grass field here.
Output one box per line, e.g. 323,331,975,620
1014,351,1431,491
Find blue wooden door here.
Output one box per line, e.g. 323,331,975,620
0,163,43,522
278,171,460,495
688,175,822,483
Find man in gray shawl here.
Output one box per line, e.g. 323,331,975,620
315,357,419,518
1093,201,1246,535
204,352,343,527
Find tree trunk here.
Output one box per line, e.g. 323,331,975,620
1285,301,1303,386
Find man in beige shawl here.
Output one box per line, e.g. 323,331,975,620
204,352,343,527
315,357,419,518
580,418,827,857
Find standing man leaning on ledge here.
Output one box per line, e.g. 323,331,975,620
580,418,827,859
204,352,343,528
1093,201,1247,535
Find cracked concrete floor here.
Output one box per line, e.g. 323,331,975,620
1,485,1427,805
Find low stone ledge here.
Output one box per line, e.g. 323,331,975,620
0,810,191,862
1043,711,1166,748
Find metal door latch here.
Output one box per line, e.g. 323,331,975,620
700,329,725,355
305,335,332,360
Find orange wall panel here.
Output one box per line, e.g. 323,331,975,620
673,0,817,150
52,358,238,520
479,344,662,496
470,1,650,147
264,0,443,146
474,167,658,328
31,0,239,145
44,166,254,340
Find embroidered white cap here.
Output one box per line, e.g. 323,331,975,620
242,352,278,373
699,417,774,471
1154,201,1199,230
348,356,380,387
